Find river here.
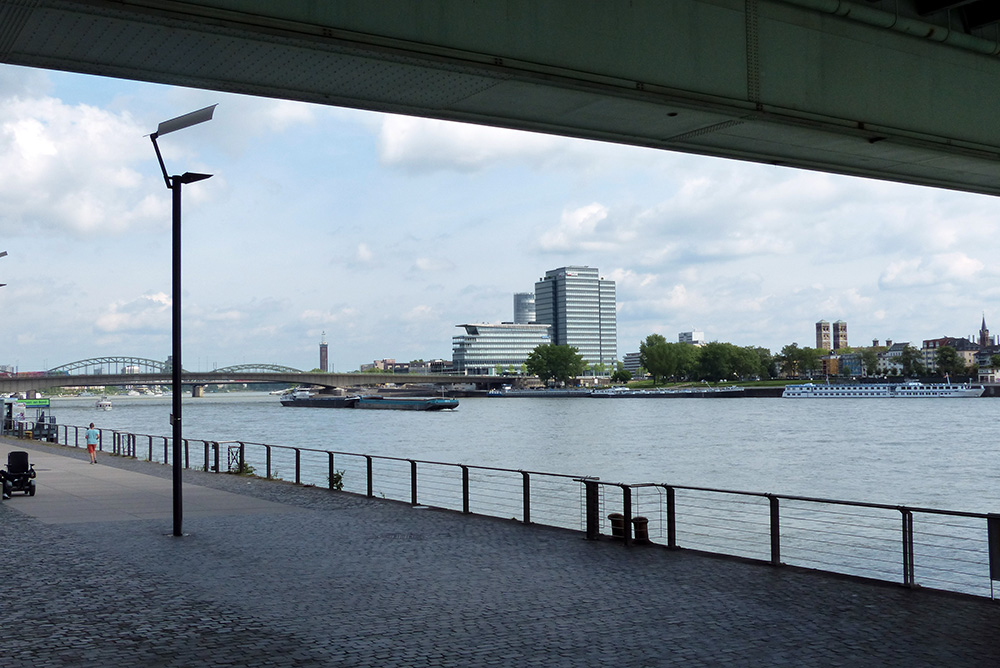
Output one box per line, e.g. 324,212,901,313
45,392,1000,515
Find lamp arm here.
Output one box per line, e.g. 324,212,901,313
149,134,173,189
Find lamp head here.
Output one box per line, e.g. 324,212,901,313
177,172,213,185
152,105,217,139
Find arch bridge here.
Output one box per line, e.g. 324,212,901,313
46,358,303,375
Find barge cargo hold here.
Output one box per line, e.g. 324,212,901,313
280,390,458,411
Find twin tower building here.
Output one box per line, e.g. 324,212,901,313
453,266,618,374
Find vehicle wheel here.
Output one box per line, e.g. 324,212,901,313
28,482,36,496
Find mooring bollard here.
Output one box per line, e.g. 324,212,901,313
632,516,650,544
608,512,626,539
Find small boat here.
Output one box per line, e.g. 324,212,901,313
96,397,113,410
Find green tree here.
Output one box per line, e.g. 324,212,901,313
697,342,734,382
777,343,822,378
933,345,963,377
734,346,764,380
799,347,822,377
987,354,1000,381
749,347,776,379
899,345,926,376
639,334,671,385
778,343,802,377
861,349,879,376
525,344,586,385
610,363,632,383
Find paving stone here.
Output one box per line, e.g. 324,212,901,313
2,438,1000,667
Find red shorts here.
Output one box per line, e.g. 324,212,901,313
87,444,96,454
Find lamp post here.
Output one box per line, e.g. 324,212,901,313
149,104,216,537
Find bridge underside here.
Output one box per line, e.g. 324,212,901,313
2,1,1000,195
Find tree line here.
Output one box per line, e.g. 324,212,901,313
522,337,996,387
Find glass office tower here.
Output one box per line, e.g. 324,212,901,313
452,323,552,374
534,266,617,367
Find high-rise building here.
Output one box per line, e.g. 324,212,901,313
513,292,535,324
452,323,552,374
319,332,329,372
816,320,831,350
679,331,705,346
534,266,617,366
832,320,848,350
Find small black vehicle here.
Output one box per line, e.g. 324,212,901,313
2,451,36,499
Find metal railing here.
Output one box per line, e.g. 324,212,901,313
585,480,1000,598
26,423,1000,599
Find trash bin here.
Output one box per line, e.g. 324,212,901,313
632,516,650,544
608,512,626,539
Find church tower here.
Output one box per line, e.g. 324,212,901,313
979,315,990,348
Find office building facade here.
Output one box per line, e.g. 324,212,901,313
679,331,705,345
534,266,617,367
513,292,536,324
452,323,552,374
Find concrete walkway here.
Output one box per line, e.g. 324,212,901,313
2,437,1000,667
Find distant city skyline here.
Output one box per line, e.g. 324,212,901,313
2,64,1000,373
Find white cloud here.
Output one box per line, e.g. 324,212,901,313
0,93,161,237
95,293,170,334
413,257,455,272
378,115,566,172
879,253,986,289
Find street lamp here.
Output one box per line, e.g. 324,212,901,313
149,104,216,537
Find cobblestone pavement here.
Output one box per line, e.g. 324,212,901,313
3,439,1000,667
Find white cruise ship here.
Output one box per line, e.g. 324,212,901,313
783,381,984,398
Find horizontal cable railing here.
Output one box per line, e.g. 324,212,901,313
15,422,1000,599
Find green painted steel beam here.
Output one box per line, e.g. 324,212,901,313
1,0,999,194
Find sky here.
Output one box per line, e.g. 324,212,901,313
1,63,999,373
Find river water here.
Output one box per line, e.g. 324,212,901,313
46,392,1000,515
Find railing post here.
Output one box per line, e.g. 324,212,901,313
98,430,103,452
184,439,190,469
521,471,530,524
75,426,79,448
163,437,169,464
665,485,677,548
410,460,418,505
621,485,632,546
213,441,220,472
203,441,209,471
148,436,153,461
294,448,301,484
901,508,915,586
328,452,335,490
240,442,246,476
366,455,373,497
768,494,781,566
461,465,470,514
584,479,600,540
266,445,272,479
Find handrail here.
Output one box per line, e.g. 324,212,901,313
27,422,1000,599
